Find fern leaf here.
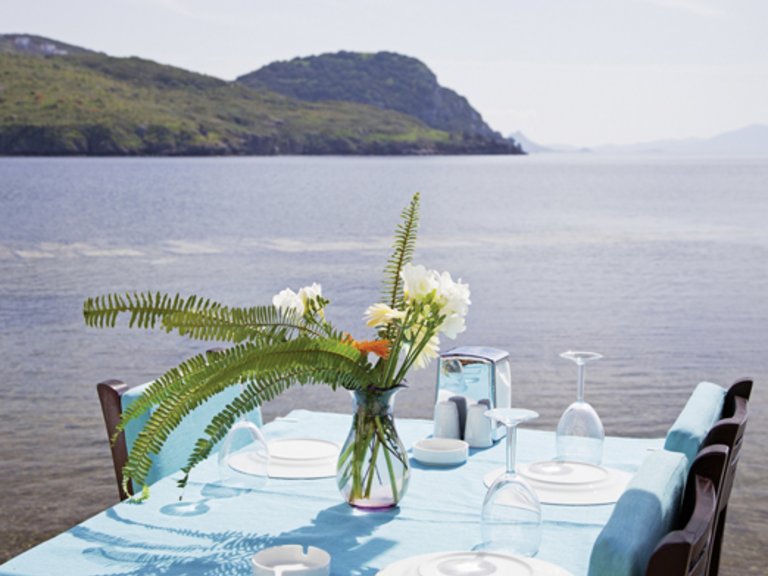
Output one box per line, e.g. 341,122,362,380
84,292,323,344
381,192,420,312
119,338,372,495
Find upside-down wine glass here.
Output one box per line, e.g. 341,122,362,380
478,408,541,557
556,351,604,465
217,381,270,489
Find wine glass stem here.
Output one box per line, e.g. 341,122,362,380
505,424,517,475
576,363,586,402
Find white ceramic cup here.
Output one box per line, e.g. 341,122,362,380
433,400,461,439
464,403,493,448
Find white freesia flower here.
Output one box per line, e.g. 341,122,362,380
440,314,467,339
364,303,405,327
272,287,304,315
401,263,439,301
436,271,471,316
298,282,322,306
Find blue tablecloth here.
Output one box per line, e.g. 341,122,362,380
0,410,663,576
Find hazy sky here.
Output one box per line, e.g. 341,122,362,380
3,0,767,146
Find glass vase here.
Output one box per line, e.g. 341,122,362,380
336,387,410,510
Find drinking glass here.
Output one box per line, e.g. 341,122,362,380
556,351,604,465
217,383,270,489
478,408,541,557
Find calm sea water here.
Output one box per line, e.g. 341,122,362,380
0,156,766,572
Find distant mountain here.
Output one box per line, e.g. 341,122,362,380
510,131,551,153
509,131,591,154
0,34,522,156
238,51,521,151
592,124,768,156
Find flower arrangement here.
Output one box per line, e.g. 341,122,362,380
83,193,470,504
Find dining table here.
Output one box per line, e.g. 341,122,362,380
0,409,663,576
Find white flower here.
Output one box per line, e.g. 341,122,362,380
364,303,405,328
272,287,304,315
436,271,471,317
412,334,441,370
440,314,467,339
401,263,439,301
298,283,322,306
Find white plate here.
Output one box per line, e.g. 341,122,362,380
412,438,469,466
418,552,532,575
482,465,632,506
228,439,339,479
268,438,340,462
377,552,574,576
520,461,609,485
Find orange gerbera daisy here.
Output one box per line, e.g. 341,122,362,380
343,335,391,359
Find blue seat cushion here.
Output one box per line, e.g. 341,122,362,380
663,381,725,465
588,449,688,576
121,382,263,486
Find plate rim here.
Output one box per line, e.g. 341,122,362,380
267,437,340,461
520,460,609,485
482,466,632,506
376,551,574,576
417,551,533,576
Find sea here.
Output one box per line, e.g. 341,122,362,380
0,156,766,573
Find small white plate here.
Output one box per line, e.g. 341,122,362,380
376,552,574,576
412,439,469,466
520,461,609,485
268,438,340,462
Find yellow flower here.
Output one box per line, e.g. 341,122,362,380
364,303,405,327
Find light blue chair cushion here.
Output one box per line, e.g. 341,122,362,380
121,382,262,486
588,449,688,576
663,381,725,465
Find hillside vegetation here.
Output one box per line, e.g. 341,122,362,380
238,51,509,142
0,35,522,155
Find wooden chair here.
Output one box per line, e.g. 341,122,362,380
97,379,133,500
646,445,728,576
721,378,752,419
700,378,751,576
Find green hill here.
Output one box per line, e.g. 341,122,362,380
237,51,511,142
0,35,522,156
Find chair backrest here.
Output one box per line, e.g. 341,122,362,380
97,371,263,500
663,382,725,467
97,379,132,500
646,474,718,576
721,378,752,419
701,378,751,576
646,444,728,576
702,395,748,514
588,449,689,576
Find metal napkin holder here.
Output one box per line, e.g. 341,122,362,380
436,346,511,441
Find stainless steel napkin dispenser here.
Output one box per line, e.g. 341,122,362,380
436,346,511,441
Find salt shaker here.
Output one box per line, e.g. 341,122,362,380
465,403,493,448
433,400,461,439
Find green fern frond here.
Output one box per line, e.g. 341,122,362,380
175,363,366,490
119,338,372,496
84,292,322,344
382,192,420,313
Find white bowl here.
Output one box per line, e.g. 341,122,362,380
252,545,330,576
412,438,469,466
